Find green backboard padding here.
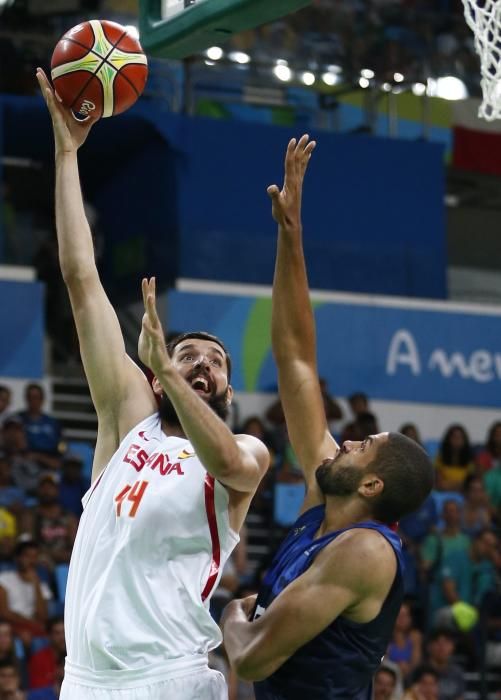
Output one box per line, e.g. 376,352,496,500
139,0,311,59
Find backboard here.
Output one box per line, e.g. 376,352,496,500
139,0,311,59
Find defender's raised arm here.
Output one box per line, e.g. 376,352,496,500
269,135,338,507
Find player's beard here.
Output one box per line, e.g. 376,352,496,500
315,461,363,497
158,387,230,426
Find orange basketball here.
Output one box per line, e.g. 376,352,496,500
50,20,148,119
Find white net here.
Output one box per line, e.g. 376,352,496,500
462,0,501,120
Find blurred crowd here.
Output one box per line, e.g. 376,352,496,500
1,378,501,699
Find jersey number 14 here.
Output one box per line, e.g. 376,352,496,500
115,480,149,518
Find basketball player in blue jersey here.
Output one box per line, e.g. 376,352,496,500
222,135,434,699
36,68,269,700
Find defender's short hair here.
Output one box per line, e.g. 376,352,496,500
368,432,434,523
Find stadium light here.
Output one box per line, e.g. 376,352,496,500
322,72,339,86
393,72,404,83
301,71,316,86
382,82,392,92
274,64,292,82
435,76,468,100
206,46,223,60
228,51,251,64
359,77,370,88
412,82,427,96
361,68,375,79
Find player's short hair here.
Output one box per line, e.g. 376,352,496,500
166,332,232,382
367,432,434,523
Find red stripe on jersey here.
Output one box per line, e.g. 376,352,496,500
201,474,221,602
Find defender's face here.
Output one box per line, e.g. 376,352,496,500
315,433,389,496
331,433,389,469
171,339,230,402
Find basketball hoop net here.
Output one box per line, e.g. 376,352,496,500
462,0,501,120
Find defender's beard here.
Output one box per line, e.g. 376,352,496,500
315,462,362,497
158,387,230,426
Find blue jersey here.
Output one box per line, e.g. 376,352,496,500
253,505,404,700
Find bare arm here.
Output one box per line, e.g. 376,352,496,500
222,529,396,681
269,136,338,507
37,69,156,479
138,278,269,492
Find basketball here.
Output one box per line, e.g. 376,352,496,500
50,19,148,119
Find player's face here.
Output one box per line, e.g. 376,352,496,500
315,433,389,496
171,339,230,400
157,339,232,424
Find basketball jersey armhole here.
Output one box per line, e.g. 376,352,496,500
81,411,159,509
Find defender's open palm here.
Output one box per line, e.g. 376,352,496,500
267,134,316,230
138,277,170,376
36,68,97,155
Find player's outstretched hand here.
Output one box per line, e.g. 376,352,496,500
36,67,98,155
267,134,316,230
138,277,170,377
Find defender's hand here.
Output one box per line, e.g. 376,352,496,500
36,67,97,155
138,277,171,377
267,134,316,230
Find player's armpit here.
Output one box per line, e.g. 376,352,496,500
223,529,396,682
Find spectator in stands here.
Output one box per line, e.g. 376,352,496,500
0,538,51,643
239,416,273,450
16,385,61,471
0,509,16,565
341,392,379,442
373,665,399,700
403,665,439,700
0,455,26,517
0,659,26,699
58,454,87,519
461,475,491,537
28,617,65,690
0,621,18,668
387,601,423,681
400,423,423,446
483,438,501,516
432,529,498,633
0,387,12,430
475,421,501,475
266,379,342,426
2,419,43,497
421,500,470,576
422,630,465,700
434,425,474,491
20,476,77,570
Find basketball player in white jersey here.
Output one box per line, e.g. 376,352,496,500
36,68,269,700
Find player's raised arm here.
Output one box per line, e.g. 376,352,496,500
268,136,339,501
36,69,156,478
139,278,269,498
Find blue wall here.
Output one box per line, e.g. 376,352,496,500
168,289,501,409
0,280,44,378
1,95,446,299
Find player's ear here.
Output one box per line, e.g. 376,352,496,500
358,474,384,498
151,376,163,397
225,384,234,405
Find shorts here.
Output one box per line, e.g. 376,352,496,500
61,659,228,700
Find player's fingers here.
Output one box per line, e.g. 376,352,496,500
284,138,297,183
141,278,150,309
267,184,280,201
295,134,310,155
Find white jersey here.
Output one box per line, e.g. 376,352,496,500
64,412,239,679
